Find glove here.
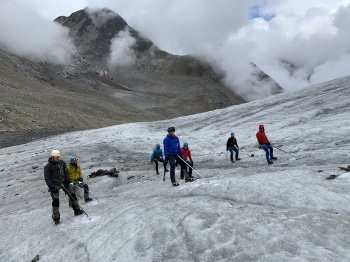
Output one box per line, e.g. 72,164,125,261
78,177,83,182
63,182,71,188
165,157,169,162
50,187,58,193
226,149,228,151
259,145,262,149
178,153,183,159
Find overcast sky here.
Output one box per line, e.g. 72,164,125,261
1,0,350,98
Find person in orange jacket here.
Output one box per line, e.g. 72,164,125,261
256,124,277,164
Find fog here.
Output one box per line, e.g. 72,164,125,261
1,0,350,100
0,0,76,64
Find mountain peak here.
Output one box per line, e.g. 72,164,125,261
54,7,153,59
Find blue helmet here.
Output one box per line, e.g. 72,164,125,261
70,156,78,163
156,143,160,148
231,131,235,135
183,141,188,147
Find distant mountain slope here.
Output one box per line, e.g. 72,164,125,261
54,7,282,101
0,7,283,147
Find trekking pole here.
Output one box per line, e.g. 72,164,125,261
78,181,100,203
61,184,91,220
226,150,228,160
177,154,205,180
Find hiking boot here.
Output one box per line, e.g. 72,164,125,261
85,197,93,202
172,181,179,186
53,219,60,225
165,169,169,172
236,158,241,161
180,176,184,180
271,157,278,160
74,209,83,216
268,161,273,164
156,171,160,175
231,160,235,163
185,177,194,182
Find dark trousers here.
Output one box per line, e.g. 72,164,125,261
181,161,193,179
154,158,167,173
228,147,239,161
50,184,79,220
168,154,188,183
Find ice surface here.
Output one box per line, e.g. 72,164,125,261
0,76,350,261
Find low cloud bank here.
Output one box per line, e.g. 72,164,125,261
0,1,76,63
2,0,350,101
94,0,350,100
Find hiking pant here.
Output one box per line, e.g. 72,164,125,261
51,184,79,221
72,180,90,200
228,147,239,161
262,145,274,162
181,161,193,179
168,154,189,183
154,158,167,173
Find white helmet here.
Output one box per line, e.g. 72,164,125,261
51,150,60,157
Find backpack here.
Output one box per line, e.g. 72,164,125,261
88,168,119,178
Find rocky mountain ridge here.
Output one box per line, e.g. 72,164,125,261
0,7,282,148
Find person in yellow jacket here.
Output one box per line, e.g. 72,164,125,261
67,156,93,202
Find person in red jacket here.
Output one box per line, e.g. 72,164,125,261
180,141,194,180
256,124,277,164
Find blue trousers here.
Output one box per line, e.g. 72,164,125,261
168,154,188,183
262,145,274,162
228,147,239,161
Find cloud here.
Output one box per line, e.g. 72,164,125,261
0,0,76,63
247,2,350,91
107,27,136,67
2,0,350,100
85,7,119,27
87,0,350,100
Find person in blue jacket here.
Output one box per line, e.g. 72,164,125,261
151,143,169,175
163,126,192,186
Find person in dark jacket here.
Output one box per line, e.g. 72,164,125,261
151,143,169,175
256,124,277,164
226,132,241,163
44,150,83,225
163,126,192,186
